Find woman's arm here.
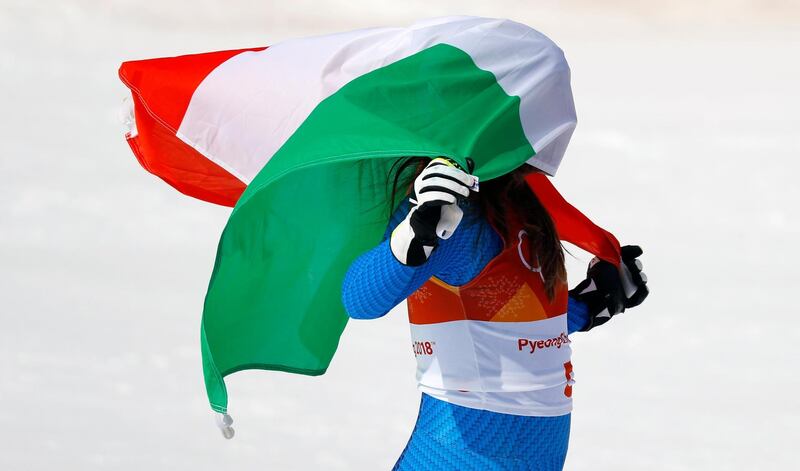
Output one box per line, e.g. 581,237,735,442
341,198,449,319
341,199,500,319
343,158,483,319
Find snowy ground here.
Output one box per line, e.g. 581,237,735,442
1,1,798,470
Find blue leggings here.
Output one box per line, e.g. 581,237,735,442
393,394,570,471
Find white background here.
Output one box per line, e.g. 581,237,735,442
1,1,798,469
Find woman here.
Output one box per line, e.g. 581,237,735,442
341,157,648,470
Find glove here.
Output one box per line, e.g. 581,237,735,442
570,245,649,331
390,157,478,266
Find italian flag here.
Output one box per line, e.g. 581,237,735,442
118,16,620,414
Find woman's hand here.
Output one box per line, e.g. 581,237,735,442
570,245,649,331
389,157,478,266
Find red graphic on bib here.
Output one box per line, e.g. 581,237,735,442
413,341,434,356
563,361,574,397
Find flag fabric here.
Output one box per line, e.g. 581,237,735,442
118,16,618,414
525,173,622,266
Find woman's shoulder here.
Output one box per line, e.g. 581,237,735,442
434,210,504,285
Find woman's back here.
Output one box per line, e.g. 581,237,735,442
342,196,587,414
342,196,582,470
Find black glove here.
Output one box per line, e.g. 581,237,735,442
390,157,478,266
570,245,649,331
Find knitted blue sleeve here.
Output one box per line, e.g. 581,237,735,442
341,198,501,319
567,297,590,334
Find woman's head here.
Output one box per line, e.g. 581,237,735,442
387,157,565,299
470,164,566,299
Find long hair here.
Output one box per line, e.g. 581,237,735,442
386,157,566,299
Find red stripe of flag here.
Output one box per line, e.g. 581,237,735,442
119,47,266,206
525,172,621,267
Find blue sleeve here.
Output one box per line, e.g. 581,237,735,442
567,296,590,334
341,198,446,319
341,199,502,320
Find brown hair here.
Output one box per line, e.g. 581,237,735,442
386,157,566,299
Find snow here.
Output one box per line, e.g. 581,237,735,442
1,1,798,469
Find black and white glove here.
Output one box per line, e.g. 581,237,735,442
570,245,649,331
390,157,479,266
